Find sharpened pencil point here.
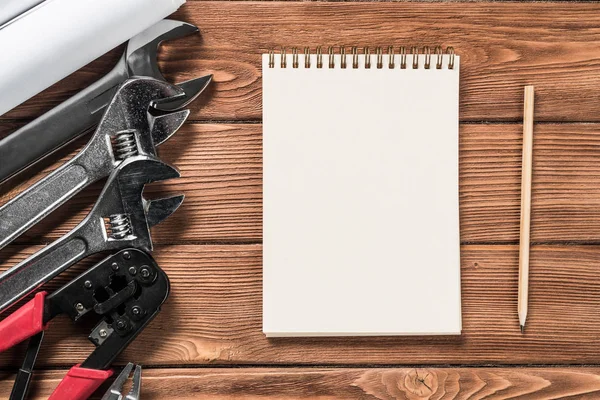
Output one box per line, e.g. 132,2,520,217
520,324,525,334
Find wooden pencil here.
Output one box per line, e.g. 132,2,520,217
518,85,534,333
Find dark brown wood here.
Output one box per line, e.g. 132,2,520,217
2,244,600,367
6,123,600,245
5,367,600,400
4,3,600,122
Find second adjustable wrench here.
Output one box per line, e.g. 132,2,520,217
0,156,182,312
0,77,189,250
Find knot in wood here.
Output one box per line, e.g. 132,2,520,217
404,369,437,398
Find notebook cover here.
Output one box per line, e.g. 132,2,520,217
263,51,461,337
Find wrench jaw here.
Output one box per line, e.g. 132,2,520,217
123,19,213,112
152,74,213,112
150,109,190,146
125,19,200,80
94,77,188,164
145,195,185,228
94,156,182,253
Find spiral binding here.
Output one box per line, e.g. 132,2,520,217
268,46,455,70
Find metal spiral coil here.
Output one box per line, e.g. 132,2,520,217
292,47,299,68
109,214,132,239
268,46,456,70
114,129,138,160
410,46,419,69
424,46,431,69
328,46,335,68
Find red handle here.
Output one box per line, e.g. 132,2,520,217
0,291,47,352
49,365,113,400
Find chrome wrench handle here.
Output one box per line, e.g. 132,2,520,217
0,151,110,251
0,221,100,313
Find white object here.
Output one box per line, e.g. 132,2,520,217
0,0,185,116
0,0,46,27
263,50,461,336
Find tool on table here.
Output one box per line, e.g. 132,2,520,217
101,363,142,400
0,19,212,184
0,0,189,116
0,249,167,400
0,156,181,313
0,77,192,250
518,85,535,333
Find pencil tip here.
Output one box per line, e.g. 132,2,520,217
520,324,525,334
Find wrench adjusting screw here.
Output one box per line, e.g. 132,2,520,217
109,215,132,239
112,129,139,160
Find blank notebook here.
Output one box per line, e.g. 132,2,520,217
263,47,461,337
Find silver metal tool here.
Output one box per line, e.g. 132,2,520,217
0,19,212,183
0,77,189,251
0,155,183,313
101,363,142,400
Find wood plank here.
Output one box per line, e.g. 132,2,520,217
2,244,600,367
5,123,600,244
5,367,600,400
5,2,600,122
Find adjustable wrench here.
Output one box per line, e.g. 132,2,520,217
0,156,182,313
0,77,189,250
0,19,212,183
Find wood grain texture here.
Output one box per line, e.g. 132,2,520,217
4,367,600,400
4,2,600,122
2,244,600,367
5,123,600,244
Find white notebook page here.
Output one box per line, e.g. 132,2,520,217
263,52,461,336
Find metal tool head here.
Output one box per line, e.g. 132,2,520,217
101,363,142,400
95,77,191,162
152,74,212,112
124,19,212,111
94,156,183,252
126,20,197,78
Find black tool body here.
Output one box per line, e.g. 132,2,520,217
2,249,169,399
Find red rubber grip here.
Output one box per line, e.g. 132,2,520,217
49,365,113,400
0,291,47,352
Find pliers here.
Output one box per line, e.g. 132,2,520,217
0,249,168,400
101,363,142,400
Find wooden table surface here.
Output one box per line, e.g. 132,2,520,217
3,1,600,398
